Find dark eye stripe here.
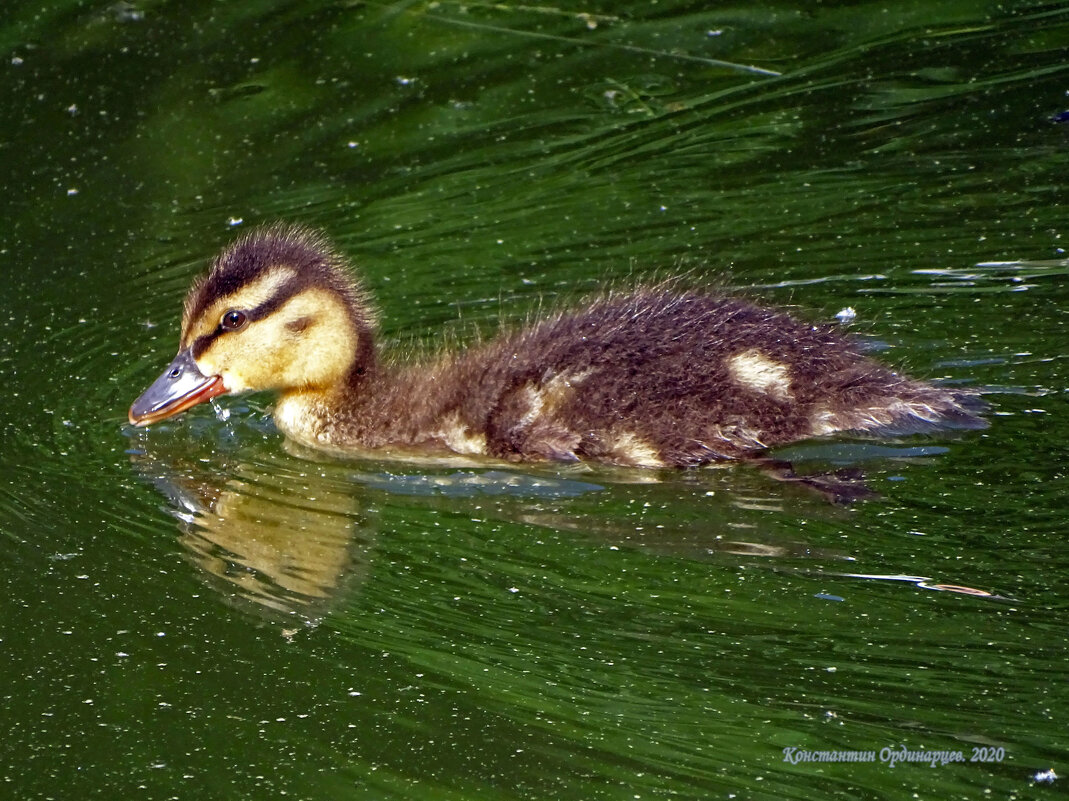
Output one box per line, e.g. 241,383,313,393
189,278,303,358
244,277,301,322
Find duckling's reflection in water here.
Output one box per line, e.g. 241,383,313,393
126,423,622,626
128,412,885,623
128,430,373,628
178,468,368,620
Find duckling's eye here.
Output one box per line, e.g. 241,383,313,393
220,310,248,331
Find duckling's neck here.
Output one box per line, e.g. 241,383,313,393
272,357,473,456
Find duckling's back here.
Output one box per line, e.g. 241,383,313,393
443,289,984,467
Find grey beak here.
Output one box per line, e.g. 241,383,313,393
129,349,226,426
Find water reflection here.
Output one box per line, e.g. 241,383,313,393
123,394,1003,632
125,417,613,624
129,436,373,627
176,469,366,623
840,572,1009,600
126,410,870,624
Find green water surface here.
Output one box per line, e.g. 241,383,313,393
1,1,1067,799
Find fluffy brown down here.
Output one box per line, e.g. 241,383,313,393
311,289,985,466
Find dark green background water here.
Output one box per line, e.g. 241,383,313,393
1,1,1066,799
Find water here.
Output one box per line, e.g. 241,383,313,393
1,1,1067,798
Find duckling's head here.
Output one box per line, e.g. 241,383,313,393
130,224,376,426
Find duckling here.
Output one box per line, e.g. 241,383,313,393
130,224,986,468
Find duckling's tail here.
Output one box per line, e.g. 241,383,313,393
813,381,989,439
866,386,989,437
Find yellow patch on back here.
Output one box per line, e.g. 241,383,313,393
431,412,488,456
727,349,793,401
809,407,840,435
611,431,663,468
517,369,593,428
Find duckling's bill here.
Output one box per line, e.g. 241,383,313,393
129,348,226,426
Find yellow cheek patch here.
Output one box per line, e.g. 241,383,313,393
194,287,357,394
182,266,297,347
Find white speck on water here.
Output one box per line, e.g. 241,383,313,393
113,3,145,22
